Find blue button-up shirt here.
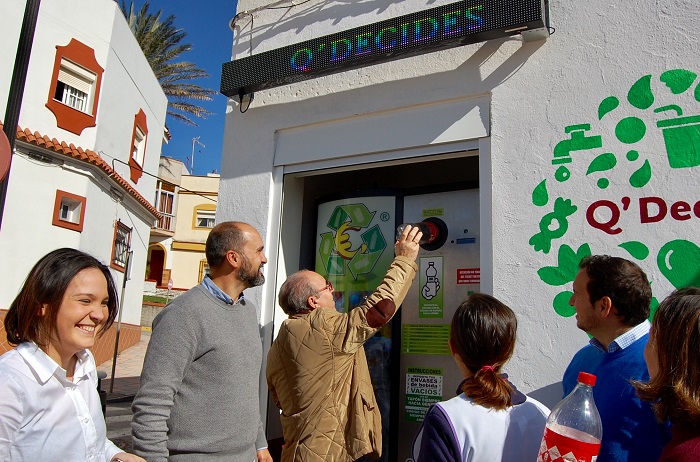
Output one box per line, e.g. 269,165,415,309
201,275,244,305
590,319,651,353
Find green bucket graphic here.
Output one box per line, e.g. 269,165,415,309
657,114,700,169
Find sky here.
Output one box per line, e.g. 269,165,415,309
135,0,237,176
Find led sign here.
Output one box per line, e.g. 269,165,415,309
221,0,549,97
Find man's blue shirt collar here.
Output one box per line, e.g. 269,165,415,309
201,275,244,305
590,319,650,353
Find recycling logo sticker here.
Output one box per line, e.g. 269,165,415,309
318,203,388,280
530,68,700,318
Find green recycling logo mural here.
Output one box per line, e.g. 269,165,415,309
530,68,700,317
318,203,388,279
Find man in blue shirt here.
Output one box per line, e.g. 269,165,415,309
563,255,670,461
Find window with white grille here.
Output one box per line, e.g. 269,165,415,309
53,59,96,114
112,221,132,270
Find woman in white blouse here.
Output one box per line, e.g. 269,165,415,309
0,248,144,462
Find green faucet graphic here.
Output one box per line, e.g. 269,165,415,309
553,124,604,182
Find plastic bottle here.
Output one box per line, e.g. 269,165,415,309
396,222,439,244
537,371,603,462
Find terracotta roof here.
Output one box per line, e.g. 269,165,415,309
1,123,160,219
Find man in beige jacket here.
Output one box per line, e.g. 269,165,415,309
267,225,422,462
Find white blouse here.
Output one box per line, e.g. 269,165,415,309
0,342,121,461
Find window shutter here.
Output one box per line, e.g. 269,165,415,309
58,59,94,94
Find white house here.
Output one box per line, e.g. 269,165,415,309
219,0,700,456
0,0,167,362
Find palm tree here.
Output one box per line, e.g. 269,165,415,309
120,1,216,126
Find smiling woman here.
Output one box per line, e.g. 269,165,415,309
0,248,145,462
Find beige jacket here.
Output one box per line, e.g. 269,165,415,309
267,256,418,462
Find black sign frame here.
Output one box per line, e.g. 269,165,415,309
221,0,548,97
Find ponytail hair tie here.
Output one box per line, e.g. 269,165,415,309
480,365,494,372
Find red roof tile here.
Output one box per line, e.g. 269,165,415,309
2,123,160,219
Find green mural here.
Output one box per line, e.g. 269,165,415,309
530,68,700,317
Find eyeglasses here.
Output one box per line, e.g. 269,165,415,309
320,280,333,293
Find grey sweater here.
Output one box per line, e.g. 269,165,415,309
131,284,266,461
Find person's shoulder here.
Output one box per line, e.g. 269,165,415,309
522,395,552,416
311,306,344,322
567,343,601,366
0,347,20,364
156,286,209,316
171,284,209,304
573,342,597,356
0,349,29,387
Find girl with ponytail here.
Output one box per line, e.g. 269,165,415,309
413,293,550,462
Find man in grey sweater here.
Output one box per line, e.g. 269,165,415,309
132,221,272,462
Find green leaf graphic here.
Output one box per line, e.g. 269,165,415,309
695,81,700,102
537,244,586,286
558,244,580,277
532,179,548,207
660,69,697,94
575,243,592,266
619,241,650,260
629,159,652,188
538,267,569,286
628,75,654,109
598,96,619,120
554,291,575,317
586,153,617,175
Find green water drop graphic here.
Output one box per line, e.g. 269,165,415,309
629,159,652,187
532,179,548,207
597,178,610,189
660,69,697,94
658,240,700,288
628,75,654,109
598,96,619,120
553,291,575,317
616,117,646,144
626,150,639,161
619,241,650,260
587,153,617,175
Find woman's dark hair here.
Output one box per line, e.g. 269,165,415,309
4,248,119,346
634,287,700,426
451,293,517,410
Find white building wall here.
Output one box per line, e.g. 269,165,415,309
221,0,700,402
94,7,168,201
0,0,166,327
490,0,700,392
5,0,118,148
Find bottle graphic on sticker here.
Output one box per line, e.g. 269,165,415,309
538,371,602,462
421,262,440,300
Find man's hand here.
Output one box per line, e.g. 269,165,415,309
395,224,422,261
257,448,273,462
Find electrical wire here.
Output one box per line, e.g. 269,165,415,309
100,152,217,203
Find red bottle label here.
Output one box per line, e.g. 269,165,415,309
537,426,601,462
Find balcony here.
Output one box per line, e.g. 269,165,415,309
151,212,175,236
